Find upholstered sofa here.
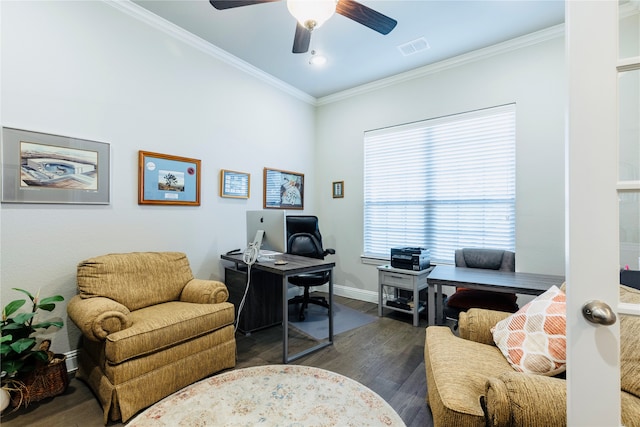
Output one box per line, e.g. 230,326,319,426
67,252,236,423
424,284,640,427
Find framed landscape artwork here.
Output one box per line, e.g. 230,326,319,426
1,127,110,204
263,167,304,210
138,151,201,206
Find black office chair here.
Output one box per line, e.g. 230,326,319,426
286,215,335,321
443,248,518,322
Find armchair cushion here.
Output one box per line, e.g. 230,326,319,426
105,301,234,364
77,252,194,311
491,285,566,376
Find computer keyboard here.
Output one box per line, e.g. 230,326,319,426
259,250,282,256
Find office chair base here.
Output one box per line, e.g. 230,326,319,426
289,295,330,321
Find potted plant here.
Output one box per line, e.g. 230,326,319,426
1,288,65,410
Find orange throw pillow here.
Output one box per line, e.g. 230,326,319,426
491,285,566,376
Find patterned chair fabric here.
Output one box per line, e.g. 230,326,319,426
67,252,236,423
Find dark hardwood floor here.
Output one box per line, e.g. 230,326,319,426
1,295,434,427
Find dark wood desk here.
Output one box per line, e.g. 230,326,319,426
426,265,565,326
221,252,336,363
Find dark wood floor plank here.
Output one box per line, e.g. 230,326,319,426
1,295,433,427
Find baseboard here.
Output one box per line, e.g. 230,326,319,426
64,349,79,373
311,284,378,304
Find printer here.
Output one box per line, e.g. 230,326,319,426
390,247,431,271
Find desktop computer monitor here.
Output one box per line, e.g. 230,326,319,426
246,210,287,254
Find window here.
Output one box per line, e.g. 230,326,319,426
363,104,516,264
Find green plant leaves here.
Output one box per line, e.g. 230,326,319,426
31,320,64,330
9,337,36,354
1,288,64,378
37,295,64,312
2,299,26,319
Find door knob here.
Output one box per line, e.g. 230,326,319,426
582,300,617,326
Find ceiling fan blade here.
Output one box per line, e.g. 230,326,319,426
336,0,397,35
292,23,311,54
209,0,280,10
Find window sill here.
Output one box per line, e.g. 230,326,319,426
360,256,389,266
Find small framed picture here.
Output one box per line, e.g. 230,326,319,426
220,169,250,199
138,151,201,206
332,181,344,198
263,167,304,210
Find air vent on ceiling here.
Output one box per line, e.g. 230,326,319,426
397,37,430,56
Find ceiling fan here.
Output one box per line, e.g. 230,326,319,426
209,0,397,54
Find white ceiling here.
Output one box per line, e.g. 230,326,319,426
131,0,565,99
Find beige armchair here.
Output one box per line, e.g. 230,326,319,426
424,284,640,427
67,252,236,423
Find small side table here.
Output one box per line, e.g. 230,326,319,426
377,265,433,326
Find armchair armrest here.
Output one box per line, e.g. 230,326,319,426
180,279,229,304
67,295,131,341
459,308,512,345
485,372,566,427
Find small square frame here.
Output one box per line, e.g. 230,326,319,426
138,151,201,206
263,167,304,210
220,169,250,199
332,181,344,198
1,127,110,204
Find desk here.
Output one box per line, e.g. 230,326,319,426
221,252,335,363
426,265,565,326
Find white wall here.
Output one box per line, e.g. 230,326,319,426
0,1,315,355
1,1,570,359
314,34,567,301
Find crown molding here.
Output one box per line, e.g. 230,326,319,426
620,0,640,18
103,0,316,105
316,24,565,106
101,1,569,109
105,1,566,108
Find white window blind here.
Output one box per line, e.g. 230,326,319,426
363,104,516,264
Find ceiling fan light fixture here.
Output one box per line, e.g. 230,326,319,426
309,50,327,66
287,0,337,31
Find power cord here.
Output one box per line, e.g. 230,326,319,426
242,242,259,266
234,243,260,333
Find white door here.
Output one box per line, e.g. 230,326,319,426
566,1,640,425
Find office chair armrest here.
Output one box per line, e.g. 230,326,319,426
67,294,131,341
323,248,336,257
181,278,229,304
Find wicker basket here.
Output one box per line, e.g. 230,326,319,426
9,341,69,408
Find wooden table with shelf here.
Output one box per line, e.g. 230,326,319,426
377,264,434,326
